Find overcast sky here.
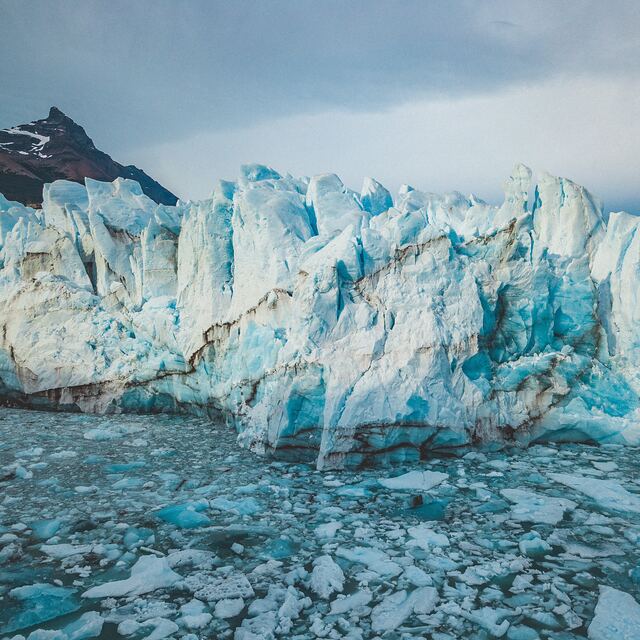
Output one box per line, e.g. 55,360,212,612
1,0,638,211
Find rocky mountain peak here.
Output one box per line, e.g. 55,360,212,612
0,108,177,207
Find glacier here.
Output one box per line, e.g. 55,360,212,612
0,164,639,468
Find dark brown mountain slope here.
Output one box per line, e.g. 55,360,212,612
0,107,177,207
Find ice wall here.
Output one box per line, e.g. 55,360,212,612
1,166,638,467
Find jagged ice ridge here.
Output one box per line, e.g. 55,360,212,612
0,164,639,468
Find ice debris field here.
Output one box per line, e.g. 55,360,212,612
1,164,640,467
2,408,640,639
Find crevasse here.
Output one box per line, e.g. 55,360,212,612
0,163,638,468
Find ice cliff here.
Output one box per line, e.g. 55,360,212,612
1,164,639,467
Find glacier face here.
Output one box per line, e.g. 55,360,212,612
0,164,639,467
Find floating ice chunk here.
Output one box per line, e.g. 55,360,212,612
510,574,534,593
49,450,77,459
310,555,344,599
458,558,526,587
370,589,411,632
500,488,576,525
117,619,141,635
180,613,212,630
549,473,640,515
26,631,67,640
123,526,155,550
277,586,310,632
506,625,540,639
141,618,179,640
262,536,298,559
487,459,510,471
335,546,402,577
587,586,640,639
63,611,104,640
193,572,254,602
378,470,448,491
330,589,372,615
16,446,44,458
0,541,21,564
14,464,33,480
592,461,618,472
112,477,144,490
336,484,371,498
155,502,211,528
518,532,552,558
83,424,143,441
370,586,438,632
210,496,262,515
41,543,99,559
459,606,517,637
250,558,284,577
235,611,277,640
403,565,433,587
105,461,146,472
560,541,622,559
6,583,80,633
214,597,244,618
178,598,213,629
247,585,287,616
74,485,97,494
315,521,342,539
179,598,207,620
407,524,450,550
82,555,181,598
166,549,216,570
29,519,61,540
525,610,564,631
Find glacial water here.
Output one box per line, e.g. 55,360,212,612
1,407,640,639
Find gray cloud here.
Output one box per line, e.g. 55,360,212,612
0,0,638,207
131,74,640,213
2,1,638,142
